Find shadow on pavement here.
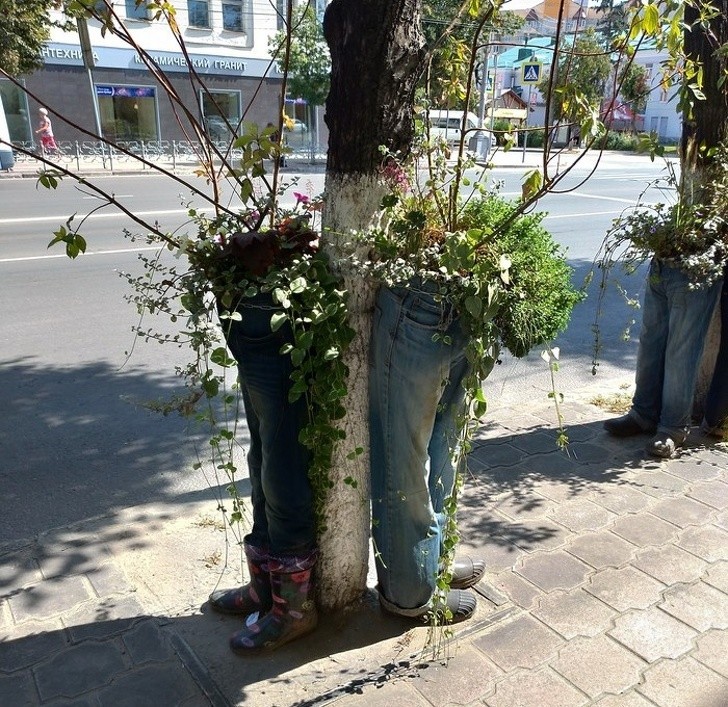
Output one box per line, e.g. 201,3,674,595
0,355,251,544
0,595,432,706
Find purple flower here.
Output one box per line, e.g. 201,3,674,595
293,192,311,206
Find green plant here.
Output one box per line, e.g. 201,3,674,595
459,196,583,358
492,119,515,146
597,131,639,151
600,144,728,286
109,121,354,537
518,127,545,148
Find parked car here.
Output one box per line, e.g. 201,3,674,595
428,110,493,157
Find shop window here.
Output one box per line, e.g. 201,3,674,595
96,84,159,141
187,0,210,28
126,0,150,20
223,1,244,32
200,89,242,142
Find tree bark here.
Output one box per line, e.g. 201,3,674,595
316,0,426,611
685,1,728,415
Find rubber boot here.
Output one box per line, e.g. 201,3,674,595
229,548,318,653
208,542,272,616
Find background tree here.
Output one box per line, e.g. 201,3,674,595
422,0,524,108
540,28,613,124
595,0,630,49
619,62,650,131
269,4,330,149
0,0,72,75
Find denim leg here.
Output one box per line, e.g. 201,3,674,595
370,284,469,614
657,264,721,435
705,278,728,430
222,293,316,556
631,258,667,428
428,354,470,527
240,387,268,548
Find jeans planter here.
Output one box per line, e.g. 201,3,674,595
369,280,472,615
630,257,722,438
221,291,317,557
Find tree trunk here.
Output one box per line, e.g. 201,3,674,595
685,1,728,414
316,0,426,611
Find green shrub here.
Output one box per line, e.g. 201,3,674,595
492,119,514,146
459,195,583,357
597,131,638,151
519,127,544,148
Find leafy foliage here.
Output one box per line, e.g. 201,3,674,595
601,144,728,286
540,28,613,123
269,4,330,109
459,196,583,358
0,0,73,75
422,0,524,108
619,62,650,117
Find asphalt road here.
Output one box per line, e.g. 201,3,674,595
0,157,671,542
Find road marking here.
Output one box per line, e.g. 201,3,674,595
0,246,162,263
0,209,189,225
568,191,646,204
544,210,622,219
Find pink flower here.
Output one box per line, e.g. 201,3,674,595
293,192,311,206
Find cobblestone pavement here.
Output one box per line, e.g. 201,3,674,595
2,374,727,706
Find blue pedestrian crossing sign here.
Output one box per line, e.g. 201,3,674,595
522,62,542,84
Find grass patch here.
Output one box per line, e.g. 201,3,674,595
590,389,632,414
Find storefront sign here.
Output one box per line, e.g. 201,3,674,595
42,43,278,78
96,85,156,98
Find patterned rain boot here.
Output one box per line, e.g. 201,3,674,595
209,542,272,616
229,548,318,653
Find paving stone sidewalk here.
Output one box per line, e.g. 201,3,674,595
1,378,727,706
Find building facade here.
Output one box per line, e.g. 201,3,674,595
1,1,325,147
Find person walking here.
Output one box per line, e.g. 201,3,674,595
604,257,722,457
35,107,59,155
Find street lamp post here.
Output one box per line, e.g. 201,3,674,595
77,18,106,165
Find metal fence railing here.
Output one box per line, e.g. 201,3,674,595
10,140,327,171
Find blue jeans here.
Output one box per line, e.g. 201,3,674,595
369,283,470,615
222,292,316,556
705,274,728,430
630,258,721,437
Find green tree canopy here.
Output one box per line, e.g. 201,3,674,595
422,0,524,108
0,0,72,76
269,4,330,109
619,62,649,116
541,27,614,122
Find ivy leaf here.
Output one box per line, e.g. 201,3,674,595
464,295,482,318
210,347,235,368
270,312,287,331
290,276,307,294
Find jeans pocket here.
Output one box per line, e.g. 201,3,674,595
401,295,448,331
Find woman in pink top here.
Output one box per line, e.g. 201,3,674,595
35,108,58,154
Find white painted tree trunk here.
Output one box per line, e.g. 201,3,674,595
317,172,386,610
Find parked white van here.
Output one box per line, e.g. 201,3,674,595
427,109,492,157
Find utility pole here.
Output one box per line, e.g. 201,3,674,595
77,18,107,166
